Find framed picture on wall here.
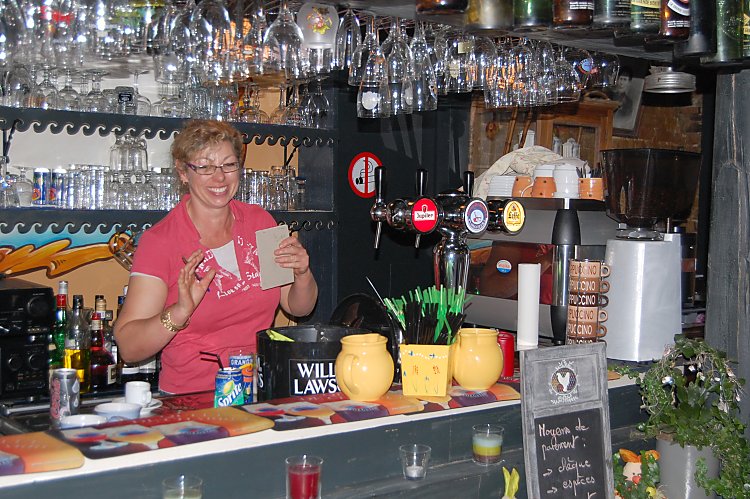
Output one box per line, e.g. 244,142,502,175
612,70,644,136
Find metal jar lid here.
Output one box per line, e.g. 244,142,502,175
643,66,696,93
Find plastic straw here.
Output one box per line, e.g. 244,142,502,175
200,351,224,370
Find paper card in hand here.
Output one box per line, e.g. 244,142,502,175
256,225,294,290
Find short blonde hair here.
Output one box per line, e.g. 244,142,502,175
171,120,244,164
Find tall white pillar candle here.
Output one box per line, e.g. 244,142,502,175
517,263,541,348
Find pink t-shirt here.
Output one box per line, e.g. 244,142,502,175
130,195,280,394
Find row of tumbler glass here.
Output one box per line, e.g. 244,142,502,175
235,168,307,211
6,166,306,212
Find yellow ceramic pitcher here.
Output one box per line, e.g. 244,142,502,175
452,328,503,390
335,333,394,401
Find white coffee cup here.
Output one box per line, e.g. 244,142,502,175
125,381,152,407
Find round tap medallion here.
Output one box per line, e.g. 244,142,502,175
411,198,440,234
502,200,525,233
464,199,489,234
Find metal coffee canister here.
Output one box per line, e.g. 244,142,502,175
50,368,80,428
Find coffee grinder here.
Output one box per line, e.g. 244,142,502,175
601,149,701,361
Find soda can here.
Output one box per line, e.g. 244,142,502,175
50,168,66,207
214,367,245,407
229,352,254,404
49,368,80,429
32,167,50,206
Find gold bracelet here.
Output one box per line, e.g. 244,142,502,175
160,309,189,332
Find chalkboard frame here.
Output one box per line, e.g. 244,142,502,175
520,343,615,499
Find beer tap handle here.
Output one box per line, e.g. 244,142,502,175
415,169,427,248
372,166,385,249
463,171,474,197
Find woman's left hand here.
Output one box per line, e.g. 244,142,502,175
274,236,310,276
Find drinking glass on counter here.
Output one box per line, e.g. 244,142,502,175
399,444,431,480
286,455,323,499
472,423,504,465
162,474,203,499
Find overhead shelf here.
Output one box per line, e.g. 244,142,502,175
0,106,337,147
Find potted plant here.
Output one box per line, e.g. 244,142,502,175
617,335,750,498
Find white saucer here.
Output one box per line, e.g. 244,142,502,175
112,397,163,414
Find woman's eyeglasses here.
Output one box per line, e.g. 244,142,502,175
185,161,241,175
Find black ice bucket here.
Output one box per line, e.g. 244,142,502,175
256,325,370,401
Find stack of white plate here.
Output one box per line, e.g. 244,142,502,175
488,175,516,197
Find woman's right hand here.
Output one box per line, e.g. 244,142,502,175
170,249,216,327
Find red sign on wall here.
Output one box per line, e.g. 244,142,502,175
347,152,382,198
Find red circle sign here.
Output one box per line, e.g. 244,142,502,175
348,152,383,198
411,198,439,234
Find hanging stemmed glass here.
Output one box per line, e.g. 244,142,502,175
381,17,414,115
242,1,267,75
305,78,330,128
190,0,236,83
261,0,306,81
334,8,361,71
410,22,438,112
349,14,380,87
357,41,391,119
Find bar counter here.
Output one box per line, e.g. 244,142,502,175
0,376,646,498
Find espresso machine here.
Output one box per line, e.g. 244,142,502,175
370,167,525,291
601,149,701,361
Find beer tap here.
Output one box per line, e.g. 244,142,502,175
370,166,387,249
370,168,525,291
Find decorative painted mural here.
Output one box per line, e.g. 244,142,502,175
0,222,142,278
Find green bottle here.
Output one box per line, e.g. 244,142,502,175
49,281,68,371
513,0,553,28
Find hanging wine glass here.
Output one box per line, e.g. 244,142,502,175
357,48,391,119
553,50,581,103
242,2,267,75
410,22,438,112
348,13,380,87
333,8,361,71
563,46,594,90
470,36,497,90
261,0,306,81
190,0,235,81
25,64,59,110
382,17,414,115
443,30,475,93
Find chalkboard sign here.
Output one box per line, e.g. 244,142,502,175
521,343,614,499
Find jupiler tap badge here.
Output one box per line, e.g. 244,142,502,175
412,198,439,233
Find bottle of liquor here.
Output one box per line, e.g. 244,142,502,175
49,281,68,376
514,0,553,28
64,295,91,393
673,0,715,56
658,0,690,40
594,0,631,27
554,0,595,27
630,0,660,32
90,297,117,391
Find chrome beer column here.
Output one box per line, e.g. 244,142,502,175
371,166,525,291
550,205,581,345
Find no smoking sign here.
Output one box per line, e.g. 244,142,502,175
348,152,382,198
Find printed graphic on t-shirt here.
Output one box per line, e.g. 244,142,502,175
199,237,261,299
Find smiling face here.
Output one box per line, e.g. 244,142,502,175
177,140,240,212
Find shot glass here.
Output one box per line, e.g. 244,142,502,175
472,424,505,465
162,474,203,499
399,443,431,480
286,455,323,499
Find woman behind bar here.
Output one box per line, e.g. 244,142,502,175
114,120,318,394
